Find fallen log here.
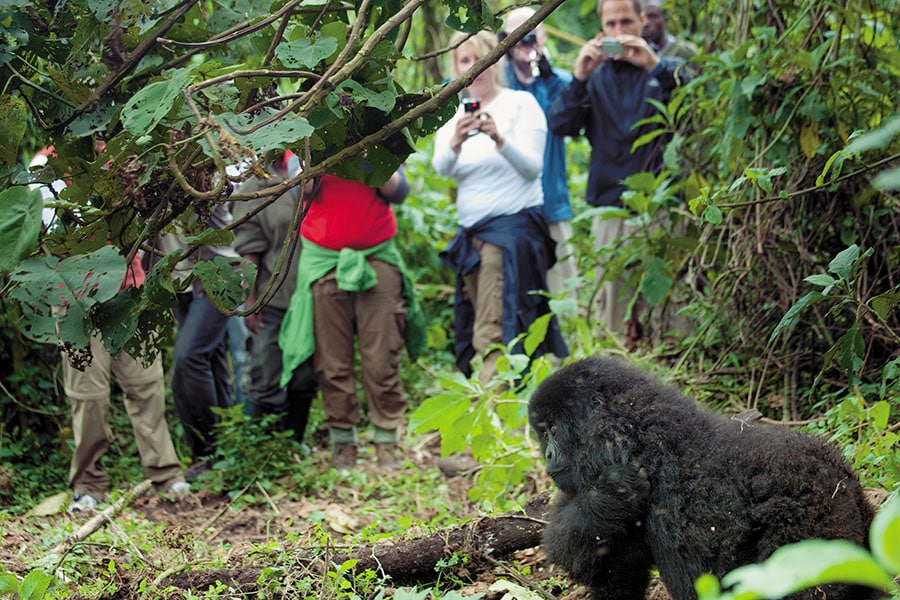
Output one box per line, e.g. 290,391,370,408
155,492,552,594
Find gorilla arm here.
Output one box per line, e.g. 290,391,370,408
544,485,654,600
539,427,655,599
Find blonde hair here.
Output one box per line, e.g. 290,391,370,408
448,30,507,88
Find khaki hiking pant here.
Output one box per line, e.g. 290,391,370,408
311,259,407,435
63,335,183,498
462,238,505,387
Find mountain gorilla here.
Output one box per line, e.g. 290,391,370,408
528,357,879,600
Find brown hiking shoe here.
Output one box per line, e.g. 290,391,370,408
332,443,358,470
374,443,402,469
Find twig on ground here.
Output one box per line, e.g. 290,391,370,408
50,478,154,568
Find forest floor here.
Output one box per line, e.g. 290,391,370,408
0,431,680,600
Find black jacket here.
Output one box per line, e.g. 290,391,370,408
440,207,569,376
548,57,688,207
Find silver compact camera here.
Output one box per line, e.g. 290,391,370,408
600,38,625,57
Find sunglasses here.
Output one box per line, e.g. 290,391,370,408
517,32,538,47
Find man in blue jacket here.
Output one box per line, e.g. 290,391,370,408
502,7,578,303
548,0,690,336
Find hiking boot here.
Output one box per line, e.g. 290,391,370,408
374,443,402,469
332,443,358,470
69,492,100,513
436,454,479,477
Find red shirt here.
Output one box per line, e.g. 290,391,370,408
300,175,398,250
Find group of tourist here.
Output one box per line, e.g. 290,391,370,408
49,0,696,512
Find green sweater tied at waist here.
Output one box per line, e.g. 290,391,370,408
278,238,426,387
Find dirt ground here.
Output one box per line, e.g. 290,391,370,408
1,437,675,600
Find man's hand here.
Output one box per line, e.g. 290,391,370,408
617,34,661,71
573,35,608,81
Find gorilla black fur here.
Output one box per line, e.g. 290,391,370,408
528,357,878,600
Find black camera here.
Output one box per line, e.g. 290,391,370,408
463,98,481,113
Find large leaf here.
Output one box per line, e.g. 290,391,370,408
523,313,552,356
19,569,53,600
121,67,194,135
8,245,127,346
870,494,900,574
216,109,315,155
721,540,897,597
768,291,827,343
640,257,674,306
409,392,472,436
275,36,338,69
0,186,43,272
192,255,256,312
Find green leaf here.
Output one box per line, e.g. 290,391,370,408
0,93,28,164
869,290,900,321
845,115,900,154
739,74,766,99
640,258,673,306
0,572,19,595
825,323,865,376
20,569,53,600
91,288,141,357
445,0,499,32
523,313,552,356
870,494,900,574
192,255,255,312
631,128,666,153
393,589,433,600
409,393,471,435
703,205,723,224
722,540,896,597
121,67,194,135
872,166,900,191
768,291,826,343
9,245,127,346
216,109,314,155
340,79,397,113
869,401,890,431
803,274,836,288
828,245,860,280
0,186,43,271
276,36,338,69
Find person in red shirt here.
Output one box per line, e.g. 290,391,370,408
280,167,417,470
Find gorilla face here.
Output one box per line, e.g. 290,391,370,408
529,368,595,495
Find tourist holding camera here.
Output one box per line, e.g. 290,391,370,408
549,0,691,338
432,30,568,387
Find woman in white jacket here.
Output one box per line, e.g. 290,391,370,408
433,30,568,387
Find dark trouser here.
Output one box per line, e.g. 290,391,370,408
311,259,407,434
246,305,317,442
171,292,232,460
